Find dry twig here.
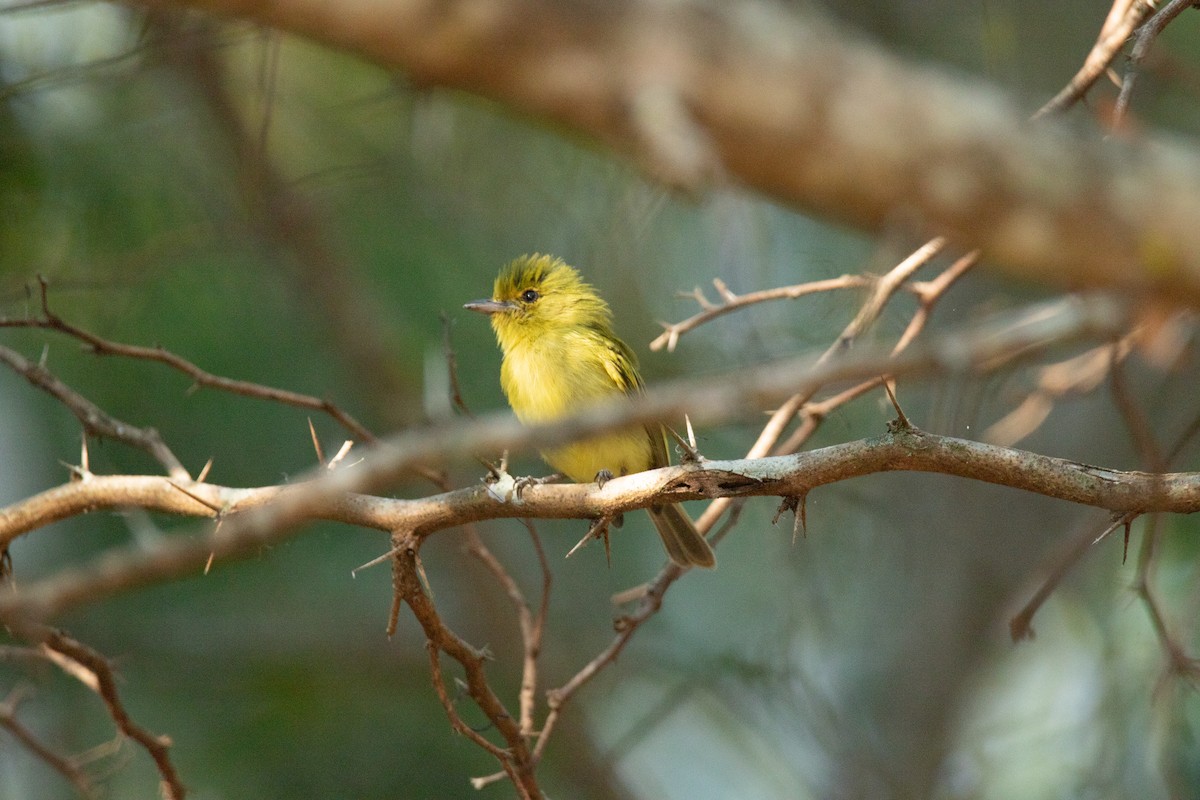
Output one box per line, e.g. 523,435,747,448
1033,0,1156,118
0,687,99,800
0,277,377,445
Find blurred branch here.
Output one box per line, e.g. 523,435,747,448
24,629,186,799
1009,513,1132,641
129,0,1200,304
147,14,424,427
983,337,1135,447
0,687,99,800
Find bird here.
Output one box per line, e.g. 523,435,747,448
464,253,716,569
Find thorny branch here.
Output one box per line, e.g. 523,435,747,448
0,342,190,482
389,530,541,798
20,628,187,800
0,241,1189,798
0,241,1149,795
0,276,378,445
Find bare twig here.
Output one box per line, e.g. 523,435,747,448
0,343,190,481
1033,0,1156,118
463,522,552,743
1009,514,1131,641
1132,515,1200,679
441,312,473,418
1113,0,1199,125
1109,345,1166,470
649,274,874,352
35,630,186,800
0,688,99,800
0,278,377,445
389,531,540,797
774,237,955,454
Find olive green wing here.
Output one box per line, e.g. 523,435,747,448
596,328,643,394
590,328,670,469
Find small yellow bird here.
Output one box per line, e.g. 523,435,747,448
465,254,716,568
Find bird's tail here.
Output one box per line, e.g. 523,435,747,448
646,503,716,569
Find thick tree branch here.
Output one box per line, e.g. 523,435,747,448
5,426,1198,623
131,0,1200,304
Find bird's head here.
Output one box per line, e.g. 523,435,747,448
465,254,613,350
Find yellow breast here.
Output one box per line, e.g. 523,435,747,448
499,331,653,482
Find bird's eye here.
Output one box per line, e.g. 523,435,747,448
521,289,539,303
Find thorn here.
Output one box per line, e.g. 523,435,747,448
883,379,913,431
196,457,214,483
80,432,89,474
567,516,613,560
664,424,700,463
327,440,353,470
309,418,325,465
713,277,738,303
794,492,808,544
771,493,808,543
414,549,433,599
204,551,215,575
478,457,503,483
353,544,404,576
685,414,697,451
39,343,49,368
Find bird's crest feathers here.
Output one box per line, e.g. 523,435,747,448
490,254,615,339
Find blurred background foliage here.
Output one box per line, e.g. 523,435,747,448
2,1,1200,798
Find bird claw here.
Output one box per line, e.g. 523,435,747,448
594,469,614,489
513,472,561,499
483,465,560,504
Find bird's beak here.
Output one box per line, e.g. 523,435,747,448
464,299,514,315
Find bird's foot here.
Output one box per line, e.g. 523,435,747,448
514,472,562,499
594,469,615,489
481,456,560,503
